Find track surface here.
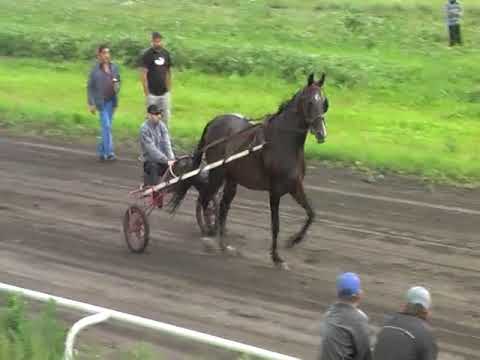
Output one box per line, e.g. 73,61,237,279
0,136,479,359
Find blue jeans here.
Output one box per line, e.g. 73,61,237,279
98,100,115,158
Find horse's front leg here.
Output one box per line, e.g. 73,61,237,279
286,182,315,248
269,191,289,269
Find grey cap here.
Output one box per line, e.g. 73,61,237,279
406,286,432,310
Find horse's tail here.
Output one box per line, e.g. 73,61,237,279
167,123,209,213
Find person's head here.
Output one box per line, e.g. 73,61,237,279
97,44,111,64
402,286,432,320
336,272,362,305
147,104,163,124
151,32,163,50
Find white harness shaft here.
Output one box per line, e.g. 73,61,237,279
142,143,265,197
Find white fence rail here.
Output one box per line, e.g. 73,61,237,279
0,282,301,360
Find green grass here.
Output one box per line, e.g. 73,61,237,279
0,0,479,184
0,295,65,360
0,294,267,359
1,57,479,183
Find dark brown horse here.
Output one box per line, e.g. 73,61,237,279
170,73,328,268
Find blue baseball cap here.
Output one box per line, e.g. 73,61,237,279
336,272,361,297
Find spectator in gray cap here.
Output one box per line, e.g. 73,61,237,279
373,286,438,360
318,272,372,360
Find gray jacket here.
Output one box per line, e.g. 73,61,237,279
87,62,121,110
319,303,372,360
140,120,174,164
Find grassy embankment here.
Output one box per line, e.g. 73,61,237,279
1,0,479,183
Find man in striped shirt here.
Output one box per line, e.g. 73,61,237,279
445,0,463,46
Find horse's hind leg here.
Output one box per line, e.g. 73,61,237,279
286,182,315,248
196,171,224,237
218,178,237,252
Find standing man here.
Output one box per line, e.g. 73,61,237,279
87,44,121,161
373,286,438,360
318,272,372,360
140,32,173,127
445,0,463,46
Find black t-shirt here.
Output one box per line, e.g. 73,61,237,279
141,47,172,96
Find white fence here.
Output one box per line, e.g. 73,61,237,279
0,282,301,360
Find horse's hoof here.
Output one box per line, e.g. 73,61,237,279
274,261,290,271
201,237,217,253
224,245,238,256
286,235,301,249
285,238,296,249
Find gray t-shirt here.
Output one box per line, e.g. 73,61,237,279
319,303,372,360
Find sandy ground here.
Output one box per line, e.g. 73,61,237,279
0,134,479,359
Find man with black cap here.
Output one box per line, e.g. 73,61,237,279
373,286,438,360
140,104,175,190
140,32,173,126
318,272,372,360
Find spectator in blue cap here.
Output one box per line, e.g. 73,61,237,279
318,272,372,360
373,286,438,360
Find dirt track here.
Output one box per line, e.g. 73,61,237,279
0,135,479,359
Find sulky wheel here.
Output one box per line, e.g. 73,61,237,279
195,196,219,237
123,205,150,253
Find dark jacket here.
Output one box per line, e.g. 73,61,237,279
373,313,438,360
87,62,121,110
319,303,372,360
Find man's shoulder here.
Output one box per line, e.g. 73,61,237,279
89,62,100,73
158,120,169,133
142,47,154,55
140,120,151,131
140,48,154,61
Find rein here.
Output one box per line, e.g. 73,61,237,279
196,122,264,154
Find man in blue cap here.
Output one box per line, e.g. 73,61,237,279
318,272,372,360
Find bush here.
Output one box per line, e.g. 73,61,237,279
0,30,374,86
0,295,66,360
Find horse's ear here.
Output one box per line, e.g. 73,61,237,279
317,72,326,87
307,73,315,86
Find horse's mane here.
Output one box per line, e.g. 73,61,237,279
255,90,300,125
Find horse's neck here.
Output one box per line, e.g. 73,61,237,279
267,106,308,149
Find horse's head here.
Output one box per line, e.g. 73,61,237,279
299,73,329,143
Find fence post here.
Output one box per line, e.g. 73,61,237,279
64,312,111,360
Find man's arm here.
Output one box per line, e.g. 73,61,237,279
87,69,96,113
140,68,149,96
354,318,373,360
141,127,169,164
420,334,439,360
166,68,172,92
139,50,150,96
161,122,175,160
166,51,173,92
